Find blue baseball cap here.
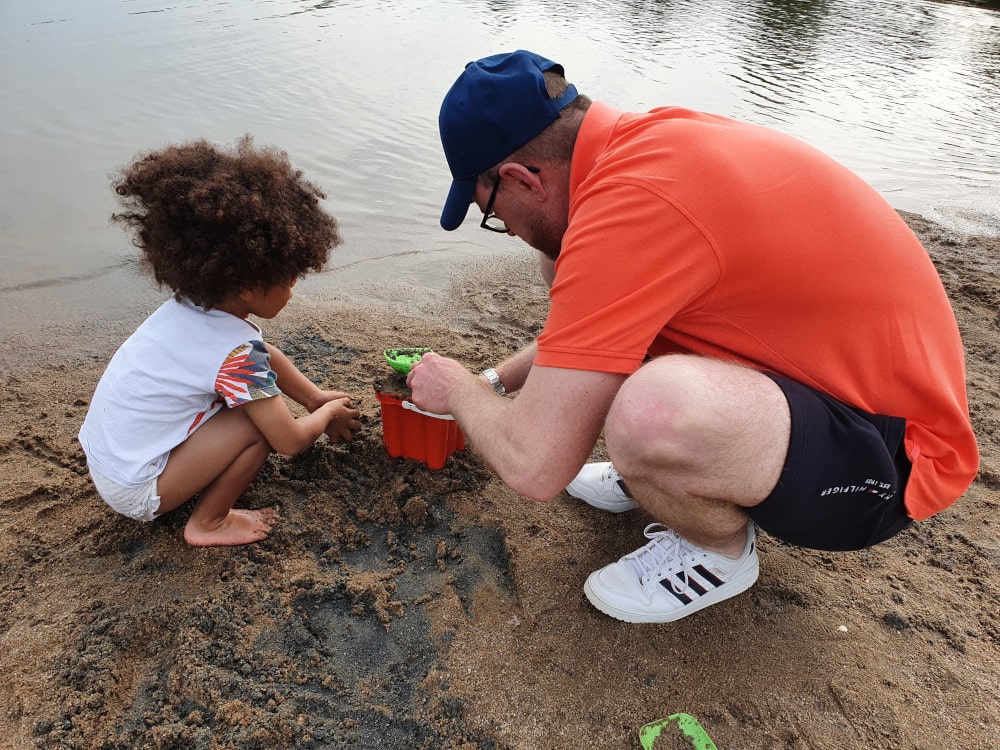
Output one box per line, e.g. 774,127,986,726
438,50,579,231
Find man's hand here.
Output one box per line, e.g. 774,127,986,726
406,352,480,414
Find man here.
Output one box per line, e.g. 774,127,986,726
406,50,979,624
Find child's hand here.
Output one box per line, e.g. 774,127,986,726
321,397,362,444
311,389,352,409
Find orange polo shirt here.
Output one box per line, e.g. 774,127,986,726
536,101,978,520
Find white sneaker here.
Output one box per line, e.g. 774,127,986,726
584,523,759,623
566,462,639,513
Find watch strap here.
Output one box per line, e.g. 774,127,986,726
481,367,506,395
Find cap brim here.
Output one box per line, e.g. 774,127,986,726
440,175,478,231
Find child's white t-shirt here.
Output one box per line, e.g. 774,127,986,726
79,297,281,486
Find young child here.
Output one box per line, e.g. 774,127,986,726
79,136,362,547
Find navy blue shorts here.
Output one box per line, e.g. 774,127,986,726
747,373,913,552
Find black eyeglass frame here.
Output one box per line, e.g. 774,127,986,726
480,165,541,233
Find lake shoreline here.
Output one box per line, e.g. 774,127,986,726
0,210,997,749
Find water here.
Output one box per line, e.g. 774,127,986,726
1,0,998,340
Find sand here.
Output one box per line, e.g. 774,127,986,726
0,212,997,749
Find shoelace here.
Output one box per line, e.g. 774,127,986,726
626,523,695,595
601,464,622,484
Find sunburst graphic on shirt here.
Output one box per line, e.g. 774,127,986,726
216,342,277,404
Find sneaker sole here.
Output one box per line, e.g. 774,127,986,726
583,563,759,624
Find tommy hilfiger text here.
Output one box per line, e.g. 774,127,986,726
820,478,895,500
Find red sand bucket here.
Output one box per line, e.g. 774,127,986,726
374,391,466,469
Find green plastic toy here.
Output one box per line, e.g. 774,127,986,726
639,714,718,750
383,347,433,374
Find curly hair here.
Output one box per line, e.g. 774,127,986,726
111,135,341,309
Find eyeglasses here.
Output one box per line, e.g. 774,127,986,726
480,165,540,233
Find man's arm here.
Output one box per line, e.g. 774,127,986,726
408,353,625,500
483,342,537,394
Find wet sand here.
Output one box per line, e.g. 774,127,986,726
1,212,997,749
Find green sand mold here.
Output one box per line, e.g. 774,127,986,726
383,348,433,374
639,714,718,750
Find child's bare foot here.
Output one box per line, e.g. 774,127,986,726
233,506,280,526
183,508,276,547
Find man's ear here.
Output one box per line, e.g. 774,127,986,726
499,162,546,200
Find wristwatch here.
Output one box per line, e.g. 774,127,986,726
481,367,506,396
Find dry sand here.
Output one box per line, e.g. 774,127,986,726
0,212,997,749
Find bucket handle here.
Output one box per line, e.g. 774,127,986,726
401,400,456,420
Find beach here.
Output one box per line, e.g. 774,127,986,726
0,211,997,749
